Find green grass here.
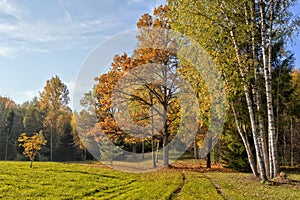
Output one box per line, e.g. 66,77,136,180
288,172,300,181
205,172,300,200
0,162,182,199
174,172,222,200
0,161,299,199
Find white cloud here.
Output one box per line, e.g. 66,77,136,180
0,16,117,58
0,0,166,59
0,23,17,32
0,46,15,58
0,45,49,59
9,89,40,104
0,1,121,59
0,0,22,19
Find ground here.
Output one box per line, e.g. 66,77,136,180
0,161,299,199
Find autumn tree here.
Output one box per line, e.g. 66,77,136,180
18,131,47,168
88,5,214,170
39,75,70,161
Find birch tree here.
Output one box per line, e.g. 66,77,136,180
168,0,299,180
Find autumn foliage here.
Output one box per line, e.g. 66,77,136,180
18,132,47,168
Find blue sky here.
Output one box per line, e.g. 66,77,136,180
0,0,299,107
0,0,165,106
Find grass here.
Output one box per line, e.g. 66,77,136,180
0,162,182,199
0,161,299,199
205,172,300,200
174,172,222,200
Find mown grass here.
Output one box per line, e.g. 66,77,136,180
205,172,300,200
0,161,182,199
174,172,222,200
0,161,299,199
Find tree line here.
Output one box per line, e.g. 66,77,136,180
0,76,87,161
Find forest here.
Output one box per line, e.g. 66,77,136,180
0,0,300,199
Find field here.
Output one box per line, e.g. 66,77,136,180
0,161,299,199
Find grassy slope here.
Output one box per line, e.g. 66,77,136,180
0,161,299,199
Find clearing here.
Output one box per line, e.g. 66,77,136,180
0,161,299,199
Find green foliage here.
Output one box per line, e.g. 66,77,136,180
0,97,25,160
23,97,43,133
220,130,250,171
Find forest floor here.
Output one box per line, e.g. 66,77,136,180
0,160,299,199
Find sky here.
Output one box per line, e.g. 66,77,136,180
0,0,165,107
0,0,299,108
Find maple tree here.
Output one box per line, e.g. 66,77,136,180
18,131,47,168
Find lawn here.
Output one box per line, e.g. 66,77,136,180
0,161,299,199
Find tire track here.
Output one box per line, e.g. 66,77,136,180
168,171,186,200
202,173,227,200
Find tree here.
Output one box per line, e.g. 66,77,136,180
92,6,202,168
23,97,43,133
168,0,299,180
39,75,70,161
55,107,77,161
18,131,47,168
4,110,14,161
0,97,16,160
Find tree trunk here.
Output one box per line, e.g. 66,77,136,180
150,93,156,168
256,88,270,179
50,126,53,162
194,137,198,159
132,143,136,158
162,65,169,166
206,152,211,169
260,0,279,178
291,118,294,166
206,134,212,168
156,140,159,164
163,134,169,166
284,123,287,165
4,134,9,161
250,2,270,179
231,104,259,177
228,27,267,181
142,140,145,160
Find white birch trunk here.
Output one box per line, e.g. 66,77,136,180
229,28,267,180
259,0,279,178
231,104,259,177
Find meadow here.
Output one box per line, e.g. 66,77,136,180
0,161,299,199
